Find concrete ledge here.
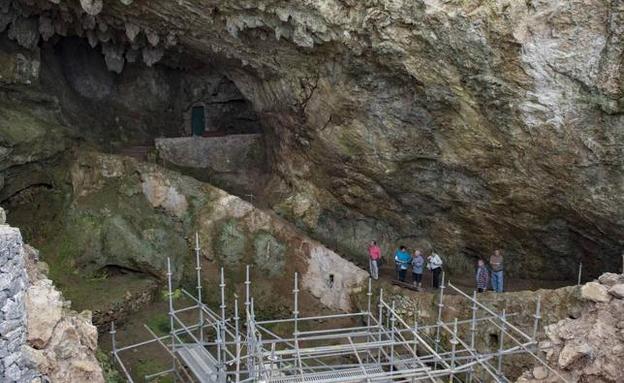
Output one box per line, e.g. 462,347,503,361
155,134,264,173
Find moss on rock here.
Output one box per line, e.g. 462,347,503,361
253,231,286,276
215,219,247,265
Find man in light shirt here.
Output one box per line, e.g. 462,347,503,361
490,249,504,292
427,252,443,289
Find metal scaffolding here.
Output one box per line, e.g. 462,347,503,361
110,234,569,383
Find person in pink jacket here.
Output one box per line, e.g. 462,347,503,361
368,240,381,280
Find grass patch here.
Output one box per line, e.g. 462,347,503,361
134,359,173,383
146,313,171,336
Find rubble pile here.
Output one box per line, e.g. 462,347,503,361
518,272,624,383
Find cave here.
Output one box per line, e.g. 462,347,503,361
1,1,623,381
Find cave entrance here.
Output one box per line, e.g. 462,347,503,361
191,105,206,136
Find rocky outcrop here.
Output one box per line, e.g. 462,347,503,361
64,150,368,311
0,211,104,383
517,273,624,383
22,240,104,383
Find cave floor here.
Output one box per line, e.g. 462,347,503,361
376,263,573,294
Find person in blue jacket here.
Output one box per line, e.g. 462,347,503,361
394,246,412,282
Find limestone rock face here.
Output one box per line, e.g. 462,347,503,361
0,221,104,383
53,0,621,278
1,0,623,279
62,151,368,311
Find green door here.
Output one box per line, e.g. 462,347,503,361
191,106,205,136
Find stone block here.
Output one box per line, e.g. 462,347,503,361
4,362,20,381
2,295,25,320
558,342,592,369
608,284,624,299
598,273,623,287
580,282,611,303
25,279,63,349
0,319,21,336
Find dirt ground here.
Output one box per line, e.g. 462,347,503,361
376,262,573,294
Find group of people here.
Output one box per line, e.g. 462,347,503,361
476,249,504,293
367,241,505,293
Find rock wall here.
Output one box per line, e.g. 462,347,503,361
7,0,615,280
0,210,104,383
60,150,368,312
22,243,104,383
0,216,36,382
155,134,267,196
1,0,622,281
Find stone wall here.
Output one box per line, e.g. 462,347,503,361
0,209,104,382
0,218,37,382
155,134,267,197
155,134,265,173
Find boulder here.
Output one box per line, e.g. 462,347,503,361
580,282,610,303
25,279,63,349
558,342,592,369
598,273,623,287
532,366,548,380
608,284,624,299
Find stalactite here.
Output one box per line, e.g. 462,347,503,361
102,43,125,73
142,46,163,66
79,0,103,16
124,22,139,42
38,14,54,40
8,17,39,49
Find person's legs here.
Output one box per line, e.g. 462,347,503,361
371,260,379,280
477,287,484,293
491,271,498,292
497,271,504,292
492,271,504,292
399,269,407,282
432,268,440,289
414,273,423,290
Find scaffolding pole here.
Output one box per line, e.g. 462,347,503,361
111,258,569,383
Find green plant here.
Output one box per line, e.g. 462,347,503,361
146,313,171,336
160,288,182,301
96,348,124,383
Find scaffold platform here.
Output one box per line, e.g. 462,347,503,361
109,233,569,383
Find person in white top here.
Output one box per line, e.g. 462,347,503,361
427,252,443,289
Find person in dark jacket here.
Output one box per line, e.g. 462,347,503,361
476,259,489,293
